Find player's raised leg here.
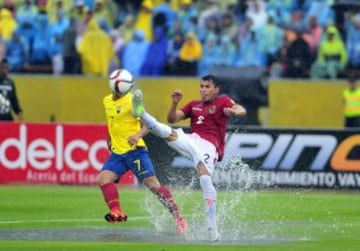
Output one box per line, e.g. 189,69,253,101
132,89,172,138
132,89,145,117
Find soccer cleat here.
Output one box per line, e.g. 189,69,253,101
132,89,144,118
175,217,188,234
208,227,220,242
104,210,127,223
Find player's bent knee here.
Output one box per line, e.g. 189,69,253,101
197,161,211,176
97,170,118,186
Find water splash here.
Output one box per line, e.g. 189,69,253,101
143,193,174,233
141,156,343,243
213,156,264,190
142,156,279,242
213,156,280,242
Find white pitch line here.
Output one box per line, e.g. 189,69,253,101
0,216,151,225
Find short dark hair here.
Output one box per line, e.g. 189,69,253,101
201,75,219,87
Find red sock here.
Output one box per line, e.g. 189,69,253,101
100,183,121,212
157,185,180,219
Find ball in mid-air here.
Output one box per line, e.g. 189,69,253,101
108,69,134,95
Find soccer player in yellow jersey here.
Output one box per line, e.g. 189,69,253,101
98,72,188,234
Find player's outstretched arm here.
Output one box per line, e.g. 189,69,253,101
224,104,247,117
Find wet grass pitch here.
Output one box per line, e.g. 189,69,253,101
0,185,359,251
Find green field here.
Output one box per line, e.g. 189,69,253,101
0,185,359,251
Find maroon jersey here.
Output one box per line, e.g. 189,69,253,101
181,95,235,161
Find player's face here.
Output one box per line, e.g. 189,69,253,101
200,80,219,102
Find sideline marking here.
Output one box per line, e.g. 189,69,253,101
0,216,151,225
0,218,354,227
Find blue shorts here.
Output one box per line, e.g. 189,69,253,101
101,147,156,182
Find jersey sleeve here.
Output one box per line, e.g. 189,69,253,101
222,95,236,108
181,100,195,118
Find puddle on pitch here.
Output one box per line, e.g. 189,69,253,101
0,227,302,245
0,158,341,245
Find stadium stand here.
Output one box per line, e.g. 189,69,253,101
0,0,359,79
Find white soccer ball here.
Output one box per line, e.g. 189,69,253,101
108,69,134,95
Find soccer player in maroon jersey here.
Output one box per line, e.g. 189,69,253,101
132,74,247,241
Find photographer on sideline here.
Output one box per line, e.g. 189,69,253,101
0,58,23,121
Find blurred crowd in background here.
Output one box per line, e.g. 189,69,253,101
0,0,359,79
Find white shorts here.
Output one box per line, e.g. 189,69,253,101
167,128,218,176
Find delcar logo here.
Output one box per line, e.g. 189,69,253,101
0,124,108,171
226,133,360,171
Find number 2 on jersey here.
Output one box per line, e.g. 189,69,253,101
196,115,205,124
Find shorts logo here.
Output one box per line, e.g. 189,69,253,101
116,106,121,114
208,106,216,114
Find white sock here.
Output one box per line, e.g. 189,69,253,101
199,175,217,230
141,111,172,138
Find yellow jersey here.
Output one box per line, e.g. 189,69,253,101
103,92,146,154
